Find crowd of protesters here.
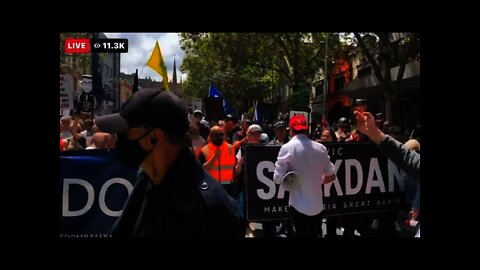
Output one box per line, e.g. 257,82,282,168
60,102,420,238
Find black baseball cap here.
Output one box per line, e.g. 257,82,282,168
225,114,238,122
274,121,287,129
95,89,189,136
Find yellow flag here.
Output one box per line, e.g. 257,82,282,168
146,41,169,91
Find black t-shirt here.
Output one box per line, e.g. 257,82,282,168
225,131,234,145
232,130,246,143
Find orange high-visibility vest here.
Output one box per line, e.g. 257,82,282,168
201,142,236,184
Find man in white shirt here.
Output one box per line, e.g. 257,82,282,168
273,115,336,237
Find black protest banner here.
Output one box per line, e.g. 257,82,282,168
321,142,408,216
244,143,409,222
244,145,290,221
203,97,225,121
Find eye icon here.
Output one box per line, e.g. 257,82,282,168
93,43,101,49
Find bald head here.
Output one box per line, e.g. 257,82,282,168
210,125,225,145
210,125,224,135
91,132,116,149
404,139,420,152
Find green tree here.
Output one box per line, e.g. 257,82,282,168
180,33,341,114
60,32,92,74
180,33,274,113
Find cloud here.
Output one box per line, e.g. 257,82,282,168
104,33,186,82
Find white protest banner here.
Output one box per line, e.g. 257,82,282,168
289,110,310,132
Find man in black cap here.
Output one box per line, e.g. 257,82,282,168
335,117,350,142
224,114,238,144
95,89,243,237
268,121,289,145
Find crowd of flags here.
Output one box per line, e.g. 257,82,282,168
144,41,266,123
74,36,338,135
92,40,330,129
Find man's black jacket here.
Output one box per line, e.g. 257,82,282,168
111,148,244,237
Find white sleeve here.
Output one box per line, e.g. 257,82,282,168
236,148,242,159
273,145,291,184
324,154,336,176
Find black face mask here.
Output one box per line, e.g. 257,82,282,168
211,137,224,146
116,129,153,168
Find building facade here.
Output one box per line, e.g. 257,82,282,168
311,33,420,131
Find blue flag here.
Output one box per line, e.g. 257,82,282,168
208,84,222,98
209,84,235,117
223,98,234,115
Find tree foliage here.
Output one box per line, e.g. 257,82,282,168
60,33,93,75
180,32,342,114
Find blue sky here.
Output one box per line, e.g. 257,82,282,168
104,33,186,82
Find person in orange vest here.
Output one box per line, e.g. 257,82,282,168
198,125,237,196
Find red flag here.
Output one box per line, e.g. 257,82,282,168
321,114,328,129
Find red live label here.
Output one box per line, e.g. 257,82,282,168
65,38,90,53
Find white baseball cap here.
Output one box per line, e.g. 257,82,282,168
247,124,262,134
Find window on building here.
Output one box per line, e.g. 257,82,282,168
315,84,322,97
334,74,345,91
315,82,329,97
357,66,372,78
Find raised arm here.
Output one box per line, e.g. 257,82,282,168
354,111,420,177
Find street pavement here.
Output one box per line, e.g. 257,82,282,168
245,217,419,238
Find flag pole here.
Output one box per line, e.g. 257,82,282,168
323,33,329,124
